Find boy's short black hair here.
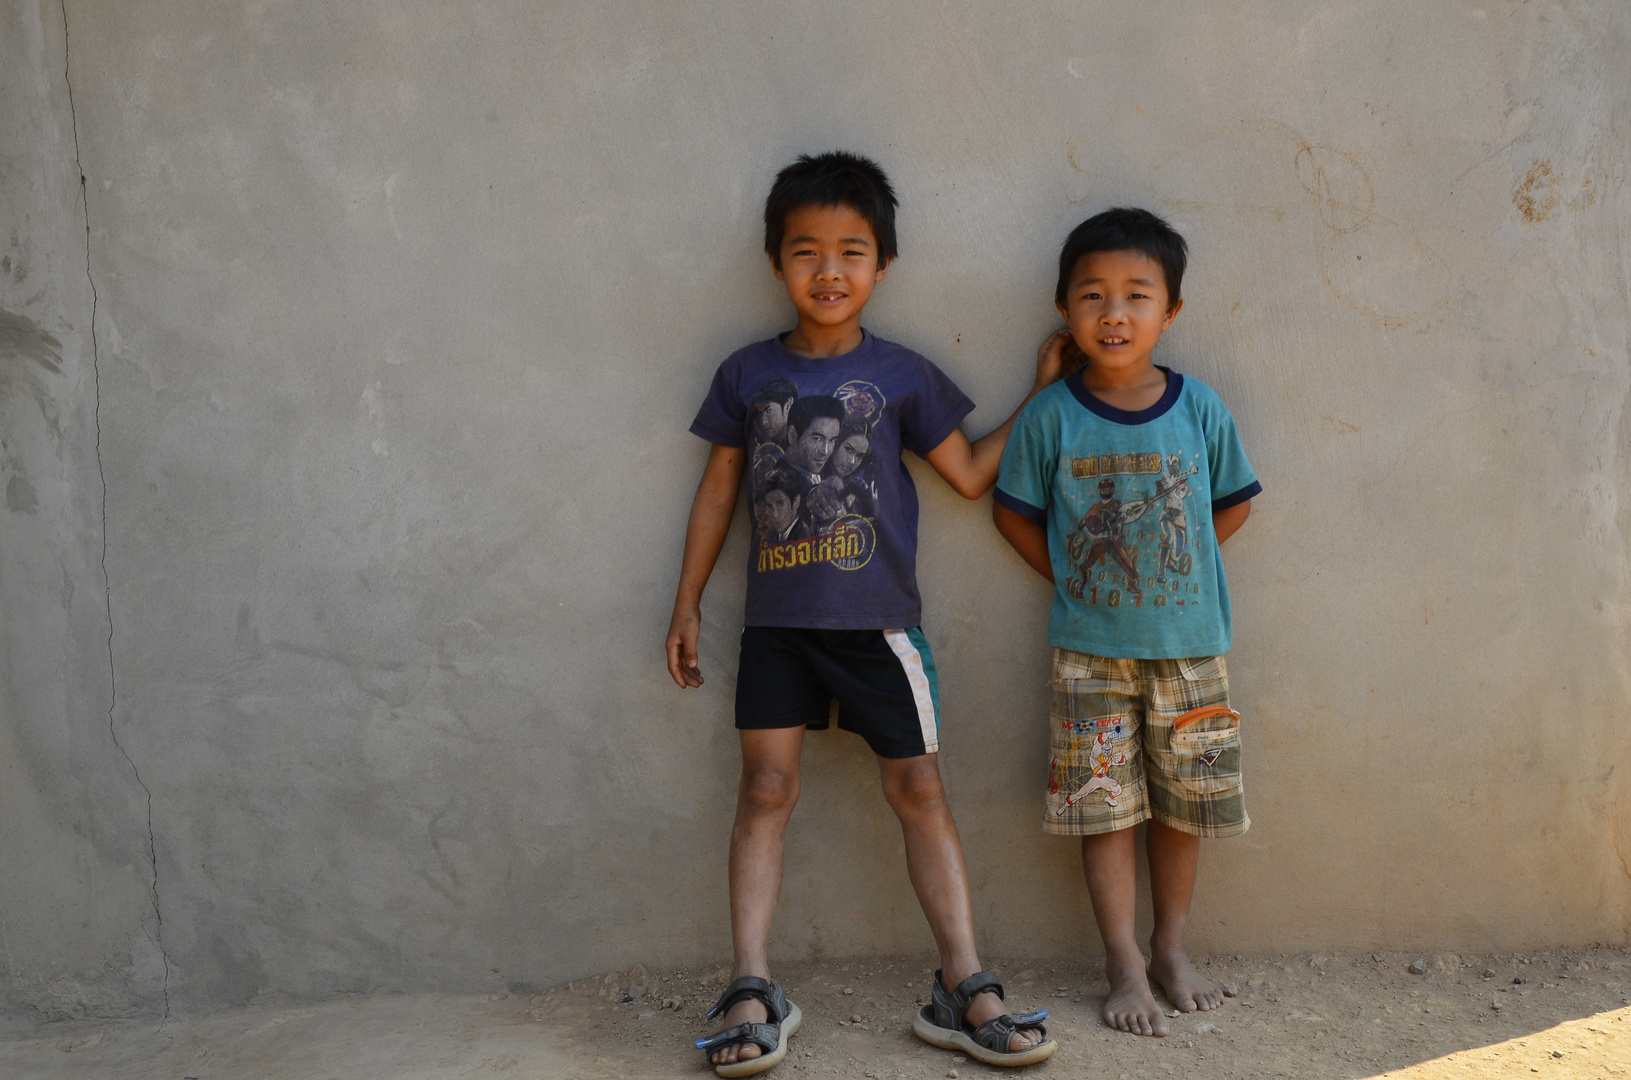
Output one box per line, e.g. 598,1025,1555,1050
1055,207,1188,308
764,152,898,268
787,394,845,436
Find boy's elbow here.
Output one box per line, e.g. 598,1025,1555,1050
954,476,990,500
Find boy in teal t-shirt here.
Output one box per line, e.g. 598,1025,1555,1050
994,208,1260,1038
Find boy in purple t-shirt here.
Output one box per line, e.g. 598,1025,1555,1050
668,152,1071,1075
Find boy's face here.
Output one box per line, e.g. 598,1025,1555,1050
786,416,841,475
1056,249,1183,377
773,203,890,334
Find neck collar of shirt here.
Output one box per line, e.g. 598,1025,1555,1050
771,328,877,370
1067,366,1183,425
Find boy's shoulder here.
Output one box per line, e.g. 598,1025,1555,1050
1174,371,1228,410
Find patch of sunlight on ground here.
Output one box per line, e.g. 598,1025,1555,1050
1374,1006,1629,1078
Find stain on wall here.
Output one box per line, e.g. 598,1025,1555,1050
0,306,63,376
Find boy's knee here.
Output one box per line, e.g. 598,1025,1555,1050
739,765,800,815
881,758,946,814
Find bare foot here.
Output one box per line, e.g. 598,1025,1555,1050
1148,949,1223,1013
707,995,768,1066
948,978,1044,1052
1102,954,1169,1037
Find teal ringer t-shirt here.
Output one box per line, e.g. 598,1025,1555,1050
995,368,1260,659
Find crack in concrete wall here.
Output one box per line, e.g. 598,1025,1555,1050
59,0,171,1026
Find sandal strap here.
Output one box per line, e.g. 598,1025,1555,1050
949,970,1006,1009
704,975,790,1023
929,968,1006,1031
968,1010,1049,1054
694,1020,781,1054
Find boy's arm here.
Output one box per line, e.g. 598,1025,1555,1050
665,444,747,688
926,329,1080,499
1213,499,1251,544
993,503,1054,582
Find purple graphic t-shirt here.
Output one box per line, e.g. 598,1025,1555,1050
690,331,975,629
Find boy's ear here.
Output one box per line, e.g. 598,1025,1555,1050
1161,297,1184,330
874,256,893,282
1056,299,1070,320
770,253,785,281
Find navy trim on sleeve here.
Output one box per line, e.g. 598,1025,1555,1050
687,419,746,448
1211,479,1262,512
993,487,1046,522
1066,367,1183,425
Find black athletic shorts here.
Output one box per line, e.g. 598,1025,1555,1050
735,626,942,759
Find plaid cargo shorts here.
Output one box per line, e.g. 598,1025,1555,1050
1043,648,1249,838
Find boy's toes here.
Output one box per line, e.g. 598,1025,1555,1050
1103,985,1169,1037
706,996,770,1065
1148,954,1218,1015
711,1043,761,1065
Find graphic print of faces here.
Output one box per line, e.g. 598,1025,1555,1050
827,412,872,481
784,395,845,478
755,466,804,542
751,379,798,447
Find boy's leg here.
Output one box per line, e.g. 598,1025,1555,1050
712,725,806,1066
877,754,1042,1053
1145,819,1221,1012
1080,827,1169,1036
1140,654,1242,1016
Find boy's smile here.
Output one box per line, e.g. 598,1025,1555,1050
774,203,890,358
1058,249,1183,389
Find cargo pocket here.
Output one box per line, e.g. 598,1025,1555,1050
1170,706,1240,794
1169,656,1237,795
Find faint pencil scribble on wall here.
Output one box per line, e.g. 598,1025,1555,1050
1072,118,1457,332
1291,141,1453,331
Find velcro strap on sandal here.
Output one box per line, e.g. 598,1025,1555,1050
969,1010,1049,1055
704,975,786,1022
1008,1007,1049,1027
694,1021,780,1054
949,970,1006,1009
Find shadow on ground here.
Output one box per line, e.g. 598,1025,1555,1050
1,949,1626,1079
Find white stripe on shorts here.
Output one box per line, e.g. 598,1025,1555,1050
882,629,939,753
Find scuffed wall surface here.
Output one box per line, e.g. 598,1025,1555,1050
2,0,1627,1015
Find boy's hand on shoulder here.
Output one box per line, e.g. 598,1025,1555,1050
929,329,1083,500
666,604,705,688
1035,327,1086,390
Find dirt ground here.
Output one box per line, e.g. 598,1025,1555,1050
1,948,1626,1079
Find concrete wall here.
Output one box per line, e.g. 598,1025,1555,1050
3,0,1627,1018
